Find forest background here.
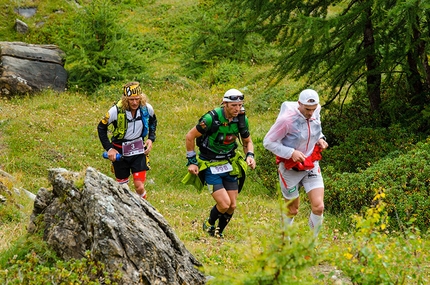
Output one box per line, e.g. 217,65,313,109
0,0,429,284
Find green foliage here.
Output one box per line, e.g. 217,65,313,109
323,125,417,173
252,137,278,195
322,96,419,173
207,227,319,285
0,90,106,190
0,225,121,284
182,1,277,80
252,85,300,114
0,204,23,223
1,0,430,283
0,235,56,268
325,139,430,232
53,0,148,92
202,0,430,134
200,61,245,86
0,241,121,284
328,189,428,284
0,179,29,225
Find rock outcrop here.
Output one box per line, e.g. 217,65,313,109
29,167,206,285
0,41,67,97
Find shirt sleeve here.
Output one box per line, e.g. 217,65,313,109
97,106,117,151
195,112,213,134
146,103,157,142
263,114,295,159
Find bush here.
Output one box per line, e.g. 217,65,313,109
328,188,428,284
325,139,430,232
207,225,319,285
323,125,417,173
0,236,121,284
54,0,148,93
253,137,278,196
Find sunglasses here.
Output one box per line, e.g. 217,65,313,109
224,95,244,101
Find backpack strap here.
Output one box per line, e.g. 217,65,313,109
112,102,150,140
140,106,149,138
112,102,127,140
207,109,220,135
196,109,221,148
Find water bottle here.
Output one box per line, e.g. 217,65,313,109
102,152,122,161
238,105,246,129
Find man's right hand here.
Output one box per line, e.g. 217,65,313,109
108,148,119,162
188,164,199,175
291,150,306,163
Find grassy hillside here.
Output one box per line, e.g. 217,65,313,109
1,0,429,284
1,87,429,285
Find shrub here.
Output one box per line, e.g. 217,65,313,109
0,236,121,284
325,139,430,232
323,124,417,173
207,225,319,285
54,0,148,93
328,188,428,284
253,137,278,196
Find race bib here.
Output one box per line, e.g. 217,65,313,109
122,138,145,157
210,163,233,174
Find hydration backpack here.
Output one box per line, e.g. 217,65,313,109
112,101,149,140
196,109,220,148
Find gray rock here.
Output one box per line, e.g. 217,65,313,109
0,41,67,96
14,19,28,33
29,167,206,285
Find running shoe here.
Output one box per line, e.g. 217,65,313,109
214,227,224,239
203,218,215,236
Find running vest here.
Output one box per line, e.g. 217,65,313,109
197,107,249,160
112,101,149,140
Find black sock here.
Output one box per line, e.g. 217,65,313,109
208,205,222,225
217,212,233,233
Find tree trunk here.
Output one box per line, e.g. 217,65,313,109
363,7,381,113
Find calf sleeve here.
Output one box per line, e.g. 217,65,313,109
208,205,223,225
217,212,233,233
281,213,294,230
309,212,323,237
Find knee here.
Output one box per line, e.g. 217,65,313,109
218,199,236,213
229,203,237,212
312,203,324,216
217,203,230,213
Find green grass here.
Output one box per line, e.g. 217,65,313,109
1,0,429,283
1,89,429,284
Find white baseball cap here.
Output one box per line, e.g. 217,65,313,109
298,89,319,105
223,89,244,102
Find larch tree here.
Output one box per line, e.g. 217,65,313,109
191,0,430,127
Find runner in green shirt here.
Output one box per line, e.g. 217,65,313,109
184,89,256,238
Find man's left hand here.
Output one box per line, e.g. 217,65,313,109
144,139,153,154
246,156,256,170
317,138,329,150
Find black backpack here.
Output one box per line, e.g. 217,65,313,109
196,109,220,148
196,108,247,148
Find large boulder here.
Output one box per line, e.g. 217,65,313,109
0,41,67,97
28,167,206,285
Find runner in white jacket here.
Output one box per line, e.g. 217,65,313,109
263,89,329,237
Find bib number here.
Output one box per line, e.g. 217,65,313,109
122,138,145,157
210,163,233,174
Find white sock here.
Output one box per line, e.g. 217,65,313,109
309,212,323,237
281,213,294,230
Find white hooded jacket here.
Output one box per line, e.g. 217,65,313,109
263,101,323,159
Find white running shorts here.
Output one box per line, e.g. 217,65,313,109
278,161,324,200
